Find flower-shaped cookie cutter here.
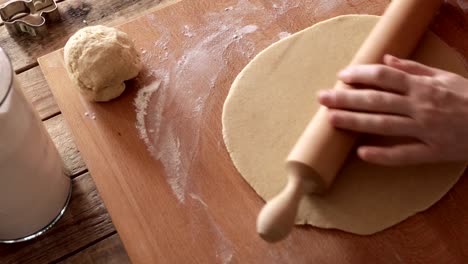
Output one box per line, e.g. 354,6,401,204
0,0,60,37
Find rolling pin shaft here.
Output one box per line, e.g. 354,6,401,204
287,0,444,192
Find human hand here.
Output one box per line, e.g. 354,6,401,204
318,54,468,166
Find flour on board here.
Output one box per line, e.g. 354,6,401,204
134,0,270,205
190,194,234,264
189,193,208,208
133,0,316,260
134,80,162,154
134,0,310,206
456,0,468,12
313,0,341,14
182,25,195,38
278,31,291,39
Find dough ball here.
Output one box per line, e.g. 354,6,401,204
64,25,142,102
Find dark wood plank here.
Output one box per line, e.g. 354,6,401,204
45,114,87,176
0,173,116,264
0,0,179,71
59,234,131,264
17,66,61,120
430,0,468,60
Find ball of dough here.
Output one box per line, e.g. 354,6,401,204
64,25,142,102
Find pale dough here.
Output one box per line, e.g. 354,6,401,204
222,15,468,235
64,25,141,102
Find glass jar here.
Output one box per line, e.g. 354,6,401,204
0,48,71,243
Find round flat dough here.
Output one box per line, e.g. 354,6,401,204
222,15,468,235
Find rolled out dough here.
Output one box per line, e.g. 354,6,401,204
222,15,468,235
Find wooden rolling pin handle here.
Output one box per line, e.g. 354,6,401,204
257,162,323,242
257,0,443,242
256,173,303,242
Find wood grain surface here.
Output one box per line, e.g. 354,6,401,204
17,66,60,120
0,173,115,264
60,234,131,264
45,115,87,176
38,0,468,263
431,0,468,60
0,0,178,71
0,0,182,261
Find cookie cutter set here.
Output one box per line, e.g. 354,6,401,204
0,0,60,37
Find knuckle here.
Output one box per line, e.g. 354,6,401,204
367,91,387,106
415,109,442,138
419,76,441,91
416,106,433,122
334,91,347,106
367,116,393,134
331,111,356,128
375,116,391,129
430,86,452,107
374,151,398,166
401,59,415,68
436,86,451,99
371,66,388,80
437,72,458,85
412,77,441,99
329,111,342,125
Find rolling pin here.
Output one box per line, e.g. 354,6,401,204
257,0,444,242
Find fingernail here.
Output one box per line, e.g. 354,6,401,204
357,147,369,160
338,69,351,79
386,54,399,64
318,90,331,101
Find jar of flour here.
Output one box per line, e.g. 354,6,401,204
0,48,71,243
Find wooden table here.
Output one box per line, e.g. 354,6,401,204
0,0,467,263
0,0,177,263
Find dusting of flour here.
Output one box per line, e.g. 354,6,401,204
132,1,277,261
135,0,270,205
134,80,161,154
456,0,468,12
278,31,291,39
133,0,351,262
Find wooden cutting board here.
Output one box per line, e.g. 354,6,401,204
38,0,468,263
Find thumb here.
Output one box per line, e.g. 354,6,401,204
383,54,441,77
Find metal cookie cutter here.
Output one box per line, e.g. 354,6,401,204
0,0,60,37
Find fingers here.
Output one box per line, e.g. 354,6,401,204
357,143,433,166
328,110,418,137
383,54,441,77
338,64,410,94
319,89,411,116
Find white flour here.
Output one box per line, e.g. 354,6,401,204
312,0,341,14
278,31,291,39
136,0,273,204
134,81,161,154
182,25,196,38
271,0,300,15
456,0,468,12
189,193,234,264
159,127,186,202
238,24,258,35
189,193,208,208
133,0,320,259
